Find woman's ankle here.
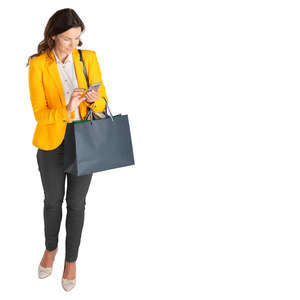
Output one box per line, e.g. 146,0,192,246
45,247,57,253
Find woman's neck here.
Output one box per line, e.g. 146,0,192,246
53,47,68,64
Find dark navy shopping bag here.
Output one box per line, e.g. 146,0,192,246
64,104,135,176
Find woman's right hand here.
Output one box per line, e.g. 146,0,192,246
66,88,87,116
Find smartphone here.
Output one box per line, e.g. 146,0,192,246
80,82,101,98
87,82,101,92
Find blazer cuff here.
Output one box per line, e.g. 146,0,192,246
62,105,75,123
86,97,107,113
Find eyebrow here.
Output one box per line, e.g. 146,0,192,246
63,36,81,39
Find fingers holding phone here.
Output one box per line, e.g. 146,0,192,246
66,83,101,116
85,90,100,103
81,82,101,103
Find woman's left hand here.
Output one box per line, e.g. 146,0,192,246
85,90,100,104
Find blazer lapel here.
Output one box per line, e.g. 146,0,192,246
46,50,65,106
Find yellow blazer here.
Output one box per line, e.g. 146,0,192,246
28,47,108,151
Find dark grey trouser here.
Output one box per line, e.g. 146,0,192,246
36,139,93,262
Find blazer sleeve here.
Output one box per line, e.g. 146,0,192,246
28,58,75,125
85,51,109,113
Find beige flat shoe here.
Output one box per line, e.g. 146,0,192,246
61,277,76,291
38,248,58,279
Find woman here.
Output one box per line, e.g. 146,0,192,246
27,8,109,291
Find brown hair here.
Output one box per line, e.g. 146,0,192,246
26,8,85,67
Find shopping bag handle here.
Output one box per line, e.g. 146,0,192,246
85,96,114,121
78,49,114,122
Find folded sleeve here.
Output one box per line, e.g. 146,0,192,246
85,51,109,113
28,58,75,124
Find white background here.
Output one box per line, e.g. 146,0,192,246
0,0,299,299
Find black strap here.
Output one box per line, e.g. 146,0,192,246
78,49,89,88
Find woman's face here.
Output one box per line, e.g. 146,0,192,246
52,27,82,55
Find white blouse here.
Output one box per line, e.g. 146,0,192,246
52,49,81,120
